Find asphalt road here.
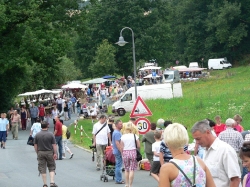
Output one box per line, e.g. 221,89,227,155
0,113,157,187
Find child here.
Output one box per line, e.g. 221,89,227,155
151,131,162,183
233,114,244,132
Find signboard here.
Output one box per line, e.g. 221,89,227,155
135,117,151,134
130,96,152,118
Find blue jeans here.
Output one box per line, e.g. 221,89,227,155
55,136,62,159
114,153,123,183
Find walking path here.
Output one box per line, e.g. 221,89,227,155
0,113,157,187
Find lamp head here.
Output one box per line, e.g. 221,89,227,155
116,36,128,46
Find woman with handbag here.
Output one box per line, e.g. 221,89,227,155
159,123,215,187
121,122,140,187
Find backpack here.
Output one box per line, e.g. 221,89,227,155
66,129,71,139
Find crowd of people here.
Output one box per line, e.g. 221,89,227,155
90,113,250,187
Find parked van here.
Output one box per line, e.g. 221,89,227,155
208,58,232,70
163,70,180,83
112,83,183,116
189,62,199,68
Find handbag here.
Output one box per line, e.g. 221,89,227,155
27,135,34,146
134,134,142,162
170,155,196,187
66,129,71,139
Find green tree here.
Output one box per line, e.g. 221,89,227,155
89,39,117,77
0,0,82,111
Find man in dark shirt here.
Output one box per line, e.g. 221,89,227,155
34,122,58,187
54,116,63,160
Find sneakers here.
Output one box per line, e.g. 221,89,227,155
70,153,74,159
62,156,66,159
3,147,5,149
96,167,100,171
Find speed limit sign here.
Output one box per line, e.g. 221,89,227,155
135,118,151,134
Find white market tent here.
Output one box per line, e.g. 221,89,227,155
143,74,161,79
82,78,108,84
61,82,88,89
139,66,161,71
18,89,62,97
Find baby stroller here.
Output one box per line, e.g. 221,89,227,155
100,146,115,182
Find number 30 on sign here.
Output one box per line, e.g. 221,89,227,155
135,118,151,134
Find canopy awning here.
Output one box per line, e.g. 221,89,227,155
61,83,87,89
139,66,161,71
82,78,108,84
102,75,116,79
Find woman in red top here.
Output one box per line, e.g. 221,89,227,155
38,104,45,122
233,114,244,132
213,115,226,136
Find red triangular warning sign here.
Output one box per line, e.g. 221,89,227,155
130,96,152,118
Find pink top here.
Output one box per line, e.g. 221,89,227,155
12,114,20,123
234,124,244,132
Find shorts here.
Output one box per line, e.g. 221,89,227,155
122,149,137,171
0,131,7,142
151,161,161,174
37,151,56,174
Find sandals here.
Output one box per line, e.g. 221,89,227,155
50,183,58,187
115,181,125,184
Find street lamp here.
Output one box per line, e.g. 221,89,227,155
116,27,137,99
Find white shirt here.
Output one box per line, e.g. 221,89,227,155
31,122,41,138
203,138,241,187
51,109,59,119
121,133,139,150
152,141,161,161
92,122,110,145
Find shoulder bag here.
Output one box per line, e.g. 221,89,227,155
134,134,142,162
91,122,107,146
170,155,196,187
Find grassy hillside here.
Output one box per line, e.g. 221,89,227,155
69,66,250,149
120,66,250,137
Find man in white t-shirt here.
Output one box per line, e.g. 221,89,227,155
92,115,111,170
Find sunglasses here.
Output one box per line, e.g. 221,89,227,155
241,147,250,152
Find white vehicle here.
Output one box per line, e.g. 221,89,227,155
112,83,183,116
189,62,199,68
164,70,180,83
208,58,232,70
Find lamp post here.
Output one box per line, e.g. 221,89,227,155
116,27,137,99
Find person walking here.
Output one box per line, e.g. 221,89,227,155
51,105,59,126
30,118,41,138
38,104,46,122
34,122,58,187
112,120,124,184
54,116,63,160
150,131,162,183
67,99,72,120
0,113,9,149
76,100,81,117
20,106,28,130
192,119,241,187
159,123,215,187
70,95,77,114
142,123,157,167
121,122,140,187
61,120,74,159
29,103,39,125
11,110,21,140
63,101,69,121
92,115,111,170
